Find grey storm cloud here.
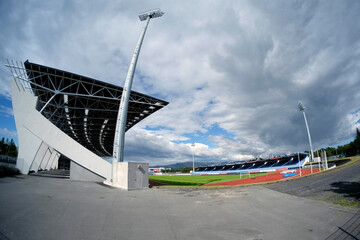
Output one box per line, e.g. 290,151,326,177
204,1,360,151
0,0,359,165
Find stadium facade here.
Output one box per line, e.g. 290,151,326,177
7,60,168,183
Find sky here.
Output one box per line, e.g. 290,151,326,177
0,0,359,166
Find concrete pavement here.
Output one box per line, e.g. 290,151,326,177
0,175,357,240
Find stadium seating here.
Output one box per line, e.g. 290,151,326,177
194,153,308,175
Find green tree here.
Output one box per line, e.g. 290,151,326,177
355,128,360,155
316,128,360,158
180,167,193,173
0,138,18,157
6,139,18,157
0,137,7,155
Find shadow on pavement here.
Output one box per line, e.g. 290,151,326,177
328,181,360,200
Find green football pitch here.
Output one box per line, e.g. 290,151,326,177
149,173,270,186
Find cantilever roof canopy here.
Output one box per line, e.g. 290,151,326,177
23,61,168,157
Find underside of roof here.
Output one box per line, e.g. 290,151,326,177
23,60,168,157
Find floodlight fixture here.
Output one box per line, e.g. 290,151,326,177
298,101,305,111
139,8,164,21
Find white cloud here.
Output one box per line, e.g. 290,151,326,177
0,128,17,139
0,106,13,118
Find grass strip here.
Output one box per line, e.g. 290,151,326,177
149,172,270,186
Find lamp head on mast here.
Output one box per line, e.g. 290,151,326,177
138,8,164,21
298,101,306,112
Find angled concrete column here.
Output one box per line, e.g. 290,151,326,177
46,150,59,170
11,78,111,180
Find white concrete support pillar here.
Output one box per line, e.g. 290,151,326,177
51,154,60,170
39,147,52,170
30,142,46,172
46,150,59,170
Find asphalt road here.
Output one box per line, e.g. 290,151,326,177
266,159,360,204
0,174,358,240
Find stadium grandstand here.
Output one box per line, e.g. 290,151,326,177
7,60,168,182
194,153,308,175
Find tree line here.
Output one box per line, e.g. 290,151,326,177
317,128,360,158
0,137,18,157
161,167,193,173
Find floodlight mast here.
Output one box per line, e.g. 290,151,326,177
191,143,195,174
298,101,314,173
113,9,164,167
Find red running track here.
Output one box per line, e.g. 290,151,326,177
149,180,169,186
203,168,321,187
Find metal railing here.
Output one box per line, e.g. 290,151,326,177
0,155,17,165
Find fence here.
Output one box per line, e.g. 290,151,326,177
0,155,17,166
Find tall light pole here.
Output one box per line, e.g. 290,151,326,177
112,9,164,169
298,101,314,174
297,152,302,176
316,147,321,172
191,143,195,174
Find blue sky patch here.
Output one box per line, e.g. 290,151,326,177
173,123,235,148
145,126,174,131
0,95,18,144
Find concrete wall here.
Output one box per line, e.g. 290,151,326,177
70,161,106,182
11,78,111,181
112,162,149,190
